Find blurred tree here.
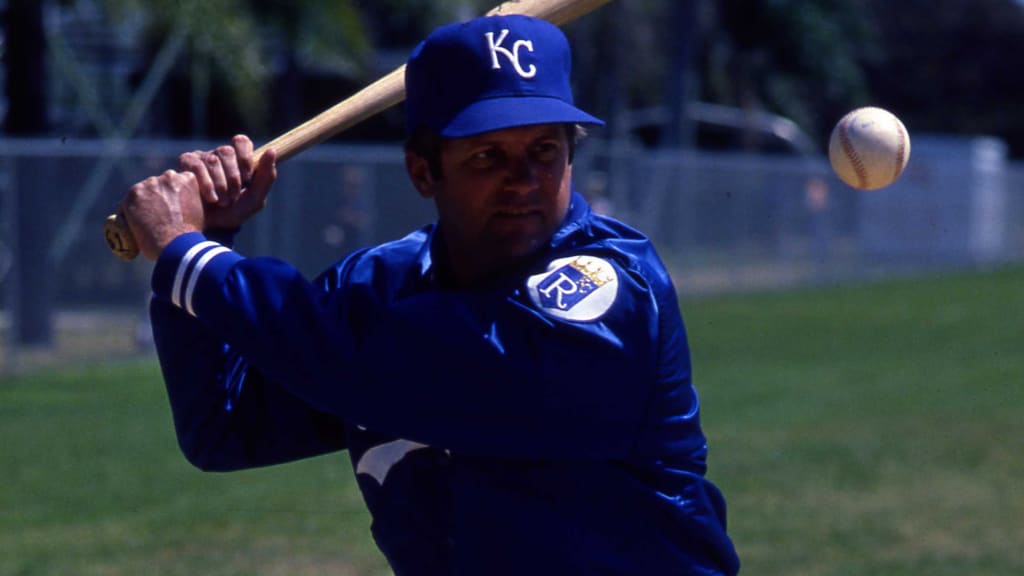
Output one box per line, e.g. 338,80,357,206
356,0,476,47
697,0,1024,156
866,0,1024,157
701,0,880,152
99,0,369,137
28,0,1024,154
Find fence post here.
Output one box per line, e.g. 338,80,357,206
13,155,54,349
0,160,15,374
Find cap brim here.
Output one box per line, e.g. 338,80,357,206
439,96,604,138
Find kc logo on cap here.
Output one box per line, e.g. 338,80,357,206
486,29,537,78
405,14,604,138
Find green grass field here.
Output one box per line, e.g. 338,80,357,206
2,266,1023,575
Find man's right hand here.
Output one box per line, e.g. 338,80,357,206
122,170,204,261
178,134,278,231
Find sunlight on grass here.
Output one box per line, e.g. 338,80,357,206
689,266,1024,576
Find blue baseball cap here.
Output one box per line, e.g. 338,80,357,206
404,14,604,138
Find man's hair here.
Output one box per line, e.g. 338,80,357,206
405,124,587,180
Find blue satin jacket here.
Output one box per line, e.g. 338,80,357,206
149,192,740,575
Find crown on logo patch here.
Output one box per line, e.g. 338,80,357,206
569,257,615,288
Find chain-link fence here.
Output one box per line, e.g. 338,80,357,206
2,135,1022,372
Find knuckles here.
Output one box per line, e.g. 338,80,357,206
127,171,195,200
178,151,202,168
179,171,198,187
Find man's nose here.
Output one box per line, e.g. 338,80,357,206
504,155,540,191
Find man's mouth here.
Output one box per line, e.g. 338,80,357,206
494,207,539,217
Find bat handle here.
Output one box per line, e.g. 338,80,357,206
104,213,140,261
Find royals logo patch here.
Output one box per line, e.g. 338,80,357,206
526,255,619,321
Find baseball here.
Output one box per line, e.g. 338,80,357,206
828,107,910,190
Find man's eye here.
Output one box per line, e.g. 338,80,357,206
534,142,561,160
467,149,498,166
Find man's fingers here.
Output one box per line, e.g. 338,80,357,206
232,135,255,182
204,152,229,204
215,144,243,203
249,148,278,202
179,151,219,204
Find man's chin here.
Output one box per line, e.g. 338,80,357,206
493,234,547,260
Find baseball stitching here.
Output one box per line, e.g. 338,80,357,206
892,115,907,183
838,113,869,189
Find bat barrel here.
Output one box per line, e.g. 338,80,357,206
256,67,407,163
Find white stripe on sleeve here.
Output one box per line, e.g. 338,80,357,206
184,246,231,317
172,241,222,309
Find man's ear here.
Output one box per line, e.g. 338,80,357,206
405,151,437,199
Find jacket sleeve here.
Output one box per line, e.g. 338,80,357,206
149,255,347,472
153,234,661,461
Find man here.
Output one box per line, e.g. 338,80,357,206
120,14,740,575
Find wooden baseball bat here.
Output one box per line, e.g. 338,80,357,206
104,0,614,261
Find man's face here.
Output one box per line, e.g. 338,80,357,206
410,123,573,284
